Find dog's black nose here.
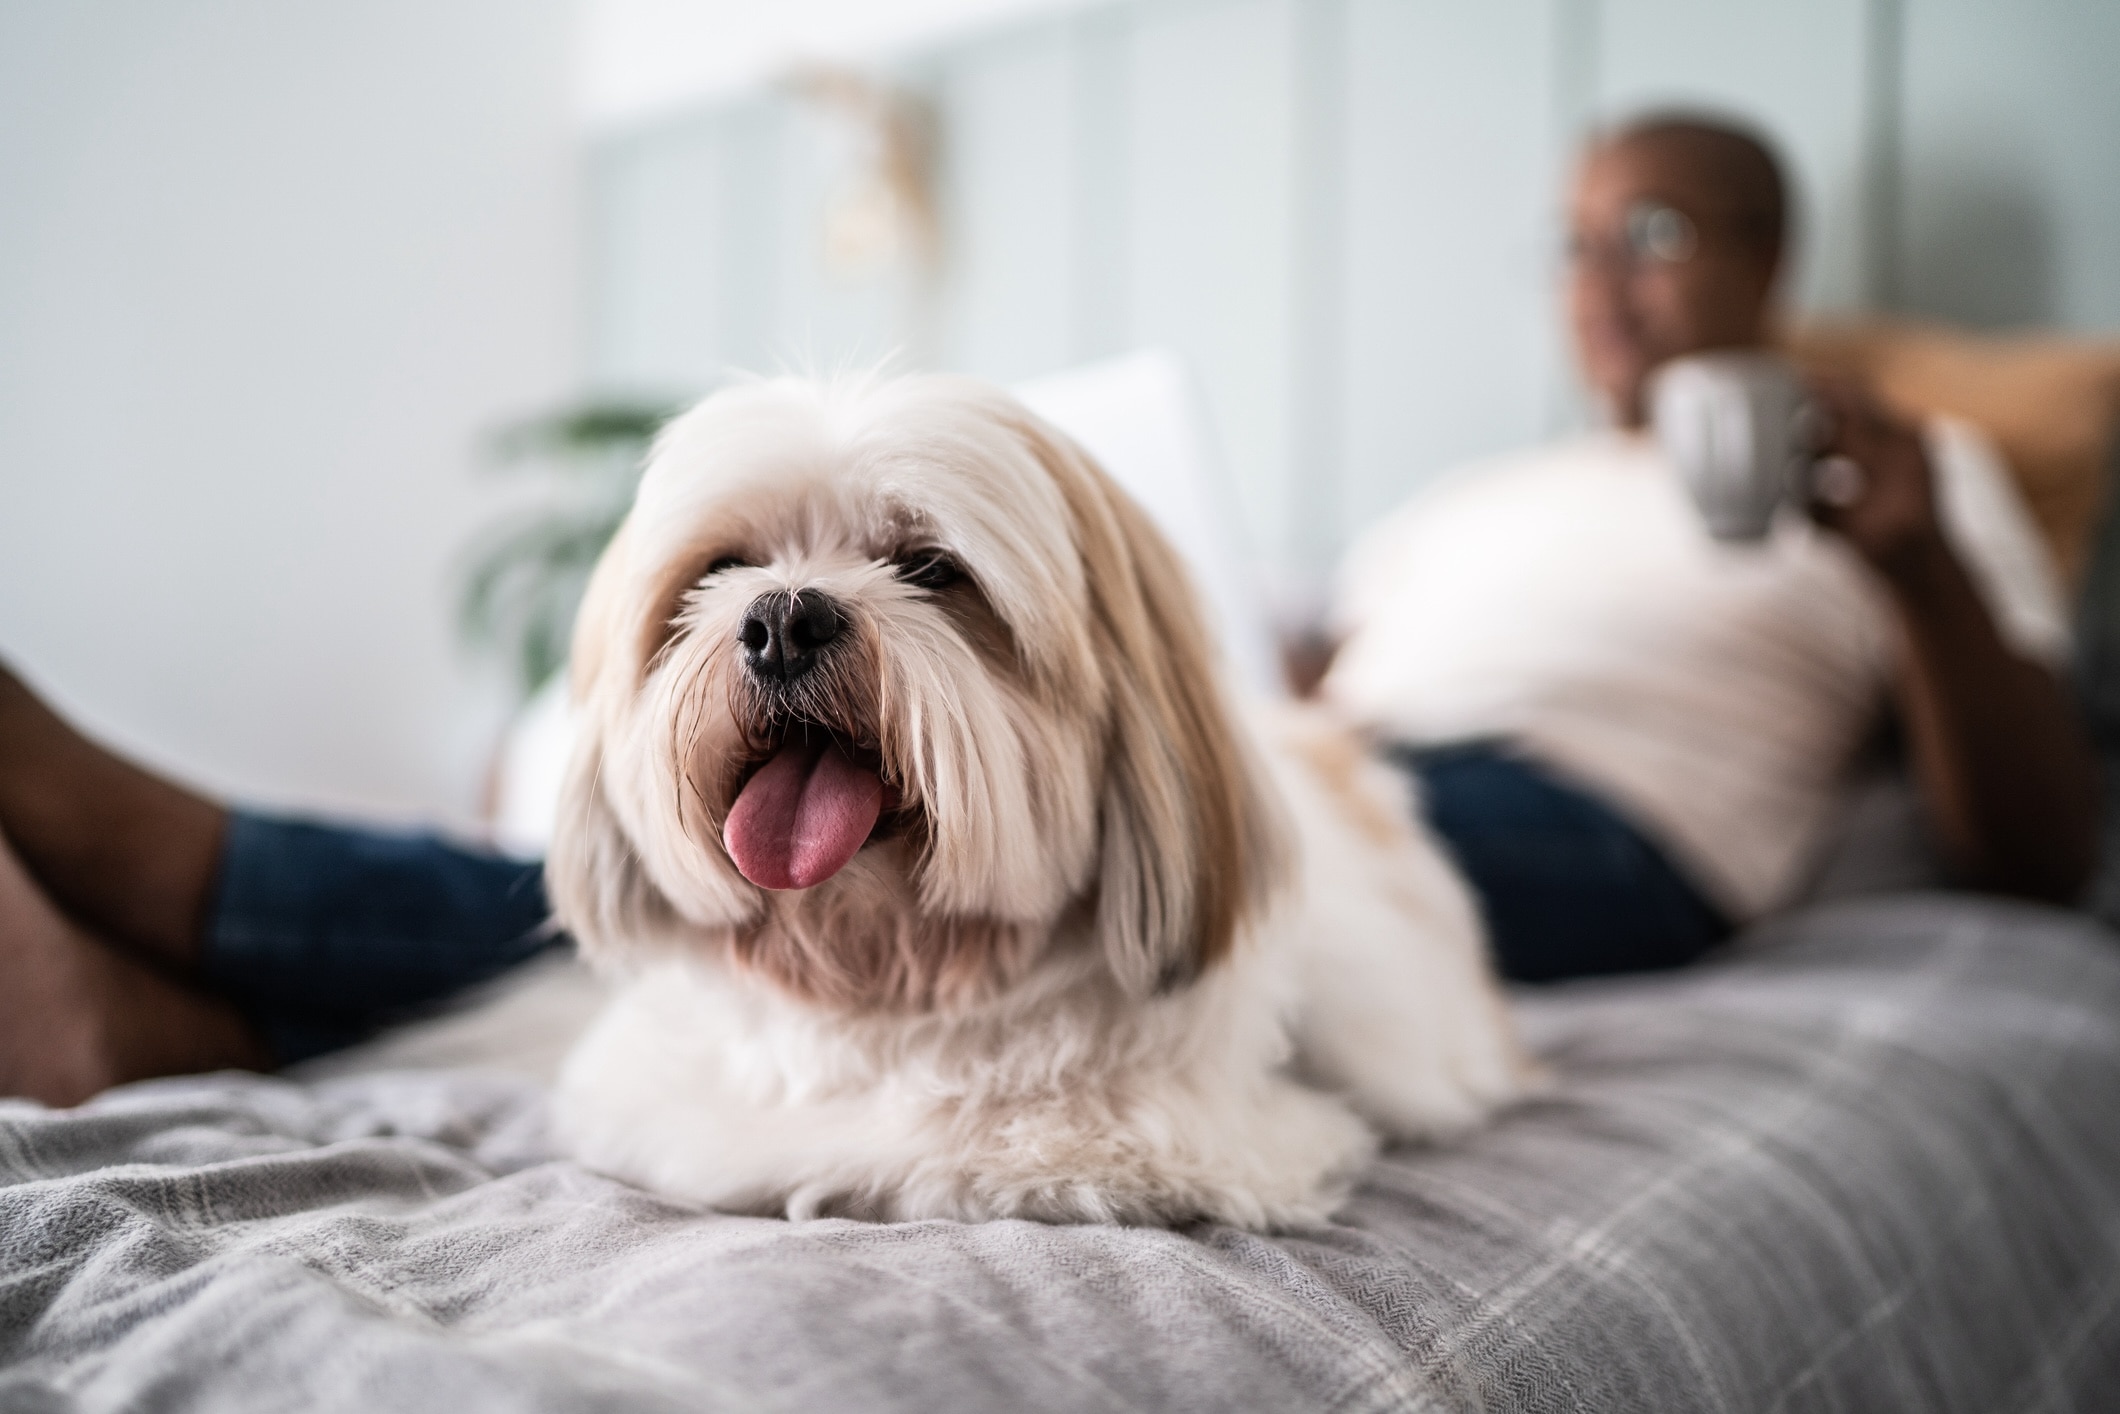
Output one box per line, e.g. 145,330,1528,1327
740,589,843,685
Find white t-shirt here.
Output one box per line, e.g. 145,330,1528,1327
1322,420,2068,920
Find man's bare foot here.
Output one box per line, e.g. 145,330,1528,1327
0,826,266,1107
0,663,226,969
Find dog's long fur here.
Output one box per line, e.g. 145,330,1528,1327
549,374,1533,1228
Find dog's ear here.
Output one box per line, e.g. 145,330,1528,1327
544,721,683,962
567,519,637,699
1010,411,1293,994
545,518,686,961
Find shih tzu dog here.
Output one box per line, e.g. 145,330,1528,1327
547,374,1532,1229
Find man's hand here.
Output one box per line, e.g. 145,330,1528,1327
1803,378,1946,582
1798,378,2099,902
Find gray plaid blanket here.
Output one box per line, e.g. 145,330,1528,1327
5,894,2118,1412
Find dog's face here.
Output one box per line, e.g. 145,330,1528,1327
548,375,1288,1012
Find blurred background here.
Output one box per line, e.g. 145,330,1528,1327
3,0,2117,830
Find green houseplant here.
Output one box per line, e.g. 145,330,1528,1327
459,400,684,697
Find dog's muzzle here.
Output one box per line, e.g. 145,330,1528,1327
740,589,843,686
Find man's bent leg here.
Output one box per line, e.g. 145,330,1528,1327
1399,741,1731,983
4,663,560,1069
0,826,268,1105
201,815,559,1062
0,664,225,967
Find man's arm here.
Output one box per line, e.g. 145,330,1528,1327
1811,387,2100,901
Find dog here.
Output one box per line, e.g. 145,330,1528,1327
546,373,1533,1228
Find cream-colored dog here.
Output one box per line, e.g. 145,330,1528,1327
548,374,1532,1229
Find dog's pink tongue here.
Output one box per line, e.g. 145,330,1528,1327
723,739,884,890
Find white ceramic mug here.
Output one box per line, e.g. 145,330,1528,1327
1649,351,1824,542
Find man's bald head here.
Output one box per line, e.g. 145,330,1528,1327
1567,112,1793,425
1596,114,1789,267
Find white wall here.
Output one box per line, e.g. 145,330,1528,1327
0,1,579,825
1899,0,2120,330
579,0,1083,127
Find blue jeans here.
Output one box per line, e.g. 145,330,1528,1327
1394,741,1730,982
204,742,1728,1062
202,815,556,1063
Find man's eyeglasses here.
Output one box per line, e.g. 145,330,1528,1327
1566,201,1700,273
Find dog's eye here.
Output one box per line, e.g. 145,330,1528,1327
701,556,750,580
895,550,962,591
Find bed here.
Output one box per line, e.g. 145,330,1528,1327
6,895,2120,1411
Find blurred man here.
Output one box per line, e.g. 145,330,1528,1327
0,115,2098,1106
1324,114,2095,979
